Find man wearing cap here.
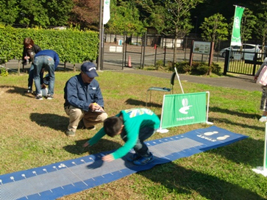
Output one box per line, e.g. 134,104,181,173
63,62,108,137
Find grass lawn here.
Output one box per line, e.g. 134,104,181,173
0,70,266,200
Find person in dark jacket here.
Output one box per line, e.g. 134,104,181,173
33,49,59,100
22,37,42,93
64,62,108,136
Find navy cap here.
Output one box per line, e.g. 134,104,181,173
81,62,98,78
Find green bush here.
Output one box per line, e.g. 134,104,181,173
0,66,8,76
0,26,99,65
174,61,221,75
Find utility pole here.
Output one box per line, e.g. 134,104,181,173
97,0,104,71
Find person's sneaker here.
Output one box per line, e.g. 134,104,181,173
25,89,32,93
36,94,43,100
259,116,267,122
46,94,53,100
133,153,154,165
65,130,75,137
127,153,141,162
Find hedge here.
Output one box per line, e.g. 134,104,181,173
0,26,99,65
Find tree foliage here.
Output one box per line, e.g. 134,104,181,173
70,0,99,30
240,9,257,43
254,2,267,48
106,0,145,34
164,0,202,36
200,13,228,47
0,0,73,27
0,0,19,25
163,0,203,63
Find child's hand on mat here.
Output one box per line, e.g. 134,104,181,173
102,154,114,162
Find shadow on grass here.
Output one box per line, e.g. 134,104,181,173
209,137,264,168
30,113,68,132
209,116,264,132
140,162,265,199
210,106,260,119
63,138,122,156
0,85,28,96
125,98,162,108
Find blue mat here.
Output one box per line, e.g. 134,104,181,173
0,126,247,200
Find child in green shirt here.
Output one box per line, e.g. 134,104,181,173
83,108,160,165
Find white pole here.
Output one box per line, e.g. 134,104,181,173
252,121,267,176
264,122,267,170
174,67,184,94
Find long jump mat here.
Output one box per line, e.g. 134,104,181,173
0,125,248,200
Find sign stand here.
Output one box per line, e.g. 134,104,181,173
157,67,213,134
157,67,183,133
157,91,213,133
252,122,267,176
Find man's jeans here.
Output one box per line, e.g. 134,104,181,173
33,56,55,96
28,63,43,91
121,126,155,157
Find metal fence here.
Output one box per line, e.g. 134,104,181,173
103,32,224,69
223,50,265,76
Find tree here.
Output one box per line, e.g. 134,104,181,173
240,9,257,43
254,2,267,53
134,0,165,33
43,0,74,26
164,0,203,64
17,0,50,27
69,0,99,30
0,0,19,25
0,0,73,27
106,0,145,34
200,13,228,49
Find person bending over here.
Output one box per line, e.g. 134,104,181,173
83,108,160,165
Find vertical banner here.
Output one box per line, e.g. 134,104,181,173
103,0,110,24
230,5,245,46
161,92,207,129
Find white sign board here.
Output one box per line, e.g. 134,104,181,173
193,41,211,55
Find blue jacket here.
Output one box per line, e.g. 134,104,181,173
35,50,60,69
64,74,104,112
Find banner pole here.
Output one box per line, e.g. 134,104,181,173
157,95,169,133
174,67,184,94
205,91,213,125
252,122,267,176
264,122,267,170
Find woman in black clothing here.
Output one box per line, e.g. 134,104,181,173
22,37,42,93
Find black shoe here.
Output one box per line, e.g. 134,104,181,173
133,153,154,165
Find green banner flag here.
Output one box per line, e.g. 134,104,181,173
231,6,245,46
160,92,207,129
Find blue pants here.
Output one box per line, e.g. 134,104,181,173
28,64,43,91
33,56,55,96
120,126,155,157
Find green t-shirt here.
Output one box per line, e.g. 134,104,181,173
88,108,160,160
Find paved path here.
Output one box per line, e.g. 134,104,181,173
103,63,261,92
4,60,261,92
